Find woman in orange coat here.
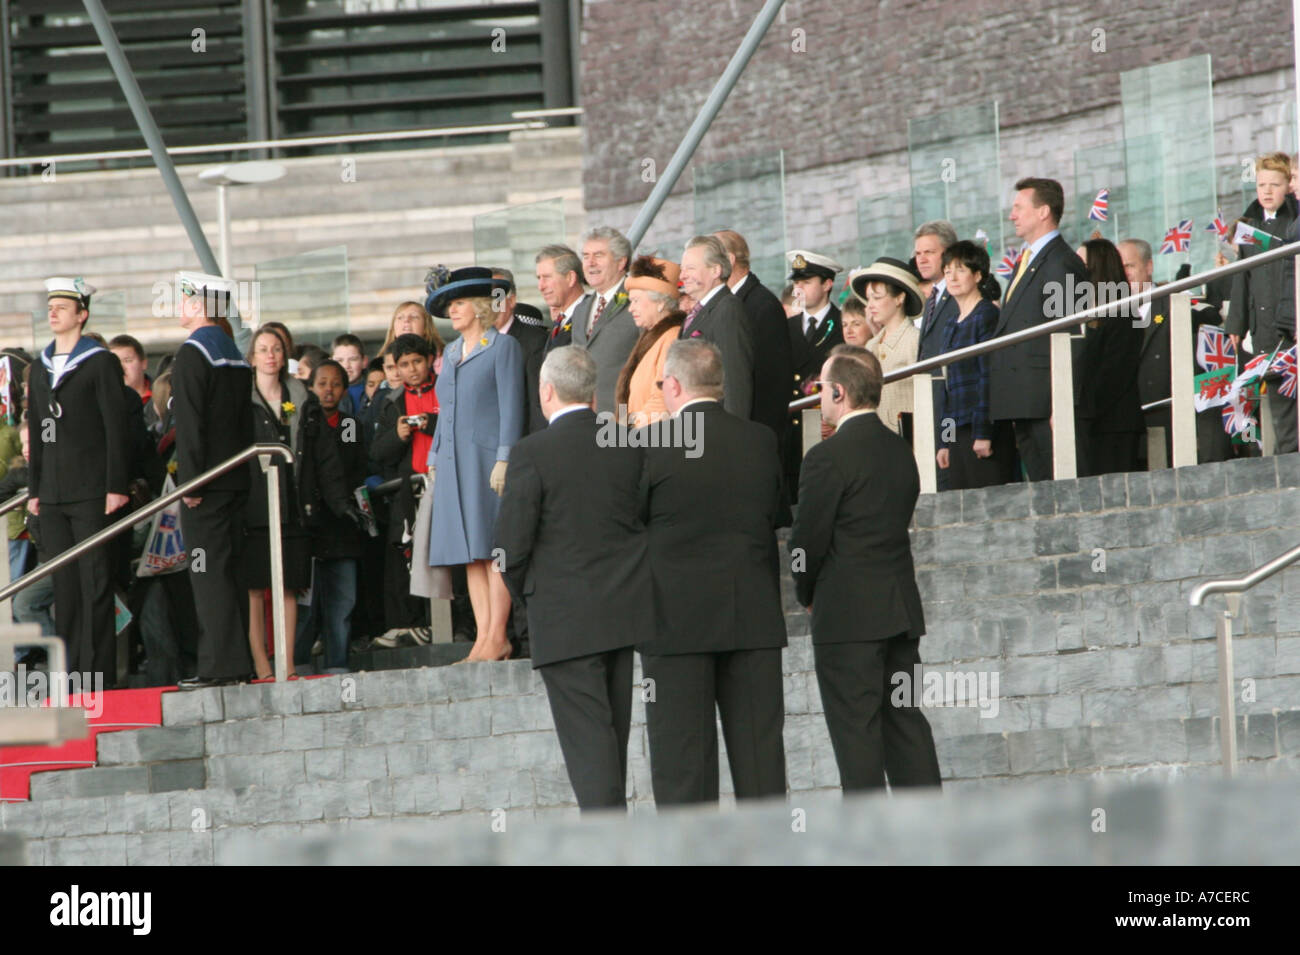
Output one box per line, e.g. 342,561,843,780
616,256,684,427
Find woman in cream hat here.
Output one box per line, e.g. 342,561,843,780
616,255,684,427
849,258,924,438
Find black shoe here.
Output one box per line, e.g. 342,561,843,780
177,675,242,690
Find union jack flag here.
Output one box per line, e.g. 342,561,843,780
1088,189,1109,222
1221,389,1259,443
1271,345,1298,399
1205,209,1230,241
1196,325,1236,372
1160,219,1193,254
995,247,1019,277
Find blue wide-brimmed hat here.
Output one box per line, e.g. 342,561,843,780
424,265,512,318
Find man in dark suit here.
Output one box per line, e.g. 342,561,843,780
170,272,255,689
536,244,588,354
988,177,1089,481
569,227,640,415
28,277,131,681
638,339,787,805
713,230,794,445
678,235,755,420
784,249,844,502
494,346,651,811
492,268,549,434
913,222,960,490
789,349,941,792
1123,239,1231,466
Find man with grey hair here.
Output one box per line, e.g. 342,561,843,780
679,234,755,419
536,244,588,352
494,345,651,811
571,226,639,414
638,338,788,805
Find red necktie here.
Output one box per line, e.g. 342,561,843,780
587,295,606,336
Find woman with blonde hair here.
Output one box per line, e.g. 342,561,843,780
617,256,684,427
382,299,446,373
424,267,525,662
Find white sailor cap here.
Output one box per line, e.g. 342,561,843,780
45,276,96,307
177,270,238,298
786,250,844,281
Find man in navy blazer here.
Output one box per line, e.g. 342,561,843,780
493,346,651,811
987,177,1089,481
789,348,941,791
679,235,755,420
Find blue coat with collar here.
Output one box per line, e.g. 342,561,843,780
426,325,525,565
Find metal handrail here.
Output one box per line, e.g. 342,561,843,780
0,491,29,517
788,240,1300,412
0,442,292,603
1189,543,1300,607
1184,541,1300,780
0,121,548,169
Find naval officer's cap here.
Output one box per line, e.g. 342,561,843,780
786,250,844,282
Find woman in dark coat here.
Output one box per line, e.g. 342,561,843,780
244,326,358,679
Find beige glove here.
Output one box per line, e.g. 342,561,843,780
490,460,508,497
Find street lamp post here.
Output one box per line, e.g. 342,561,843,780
198,160,288,279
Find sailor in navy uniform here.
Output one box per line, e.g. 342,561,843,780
28,277,131,681
170,271,256,689
785,250,845,502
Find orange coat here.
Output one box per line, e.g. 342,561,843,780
626,325,681,427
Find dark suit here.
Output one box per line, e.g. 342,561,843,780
493,407,651,810
785,304,843,501
170,325,254,681
29,338,131,680
683,285,755,420
988,233,1089,480
1226,197,1299,453
638,400,787,804
733,274,795,525
1077,301,1145,476
569,284,640,415
918,286,960,490
1136,294,1231,466
788,411,941,791
505,318,549,434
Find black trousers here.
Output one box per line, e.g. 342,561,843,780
1267,383,1298,454
39,498,115,681
944,422,1017,489
180,490,251,680
1010,417,1054,481
539,647,633,811
813,635,942,792
641,647,787,806
1085,429,1140,476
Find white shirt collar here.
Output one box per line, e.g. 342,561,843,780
1264,210,1278,222
1022,228,1060,264
498,314,514,336
674,396,719,415
562,293,588,322
728,272,751,294
803,301,832,332
548,404,588,424
835,408,876,430
594,276,625,302
697,283,726,309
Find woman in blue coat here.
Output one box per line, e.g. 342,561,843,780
426,266,525,661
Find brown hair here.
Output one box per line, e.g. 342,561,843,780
712,229,750,271
1015,176,1065,225
824,351,882,409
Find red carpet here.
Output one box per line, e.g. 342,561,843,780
0,686,168,802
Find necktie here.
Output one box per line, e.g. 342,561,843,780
1006,248,1032,300
922,287,939,331
683,302,703,331
804,314,819,343
587,295,606,336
